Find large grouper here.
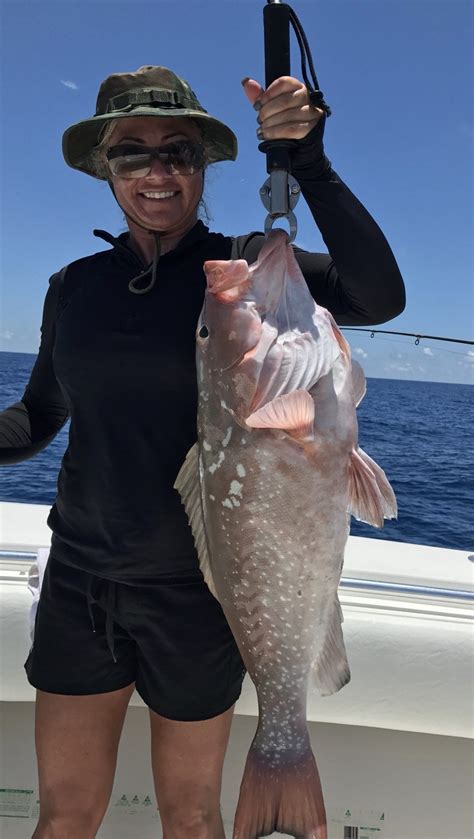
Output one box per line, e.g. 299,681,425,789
175,229,397,838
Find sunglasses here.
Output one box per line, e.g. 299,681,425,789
106,140,206,178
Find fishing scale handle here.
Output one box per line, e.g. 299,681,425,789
260,0,297,174
264,0,291,86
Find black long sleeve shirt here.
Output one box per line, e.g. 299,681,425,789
0,150,405,582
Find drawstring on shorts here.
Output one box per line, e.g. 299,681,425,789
86,576,118,664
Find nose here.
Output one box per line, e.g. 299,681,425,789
146,155,170,177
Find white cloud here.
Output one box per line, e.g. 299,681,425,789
386,362,413,373
61,80,78,90
354,347,368,359
423,347,434,356
1,330,14,340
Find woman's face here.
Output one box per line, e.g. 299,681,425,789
106,116,204,235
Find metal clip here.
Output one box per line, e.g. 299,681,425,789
259,171,301,242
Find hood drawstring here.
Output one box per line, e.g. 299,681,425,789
128,231,161,294
105,180,160,295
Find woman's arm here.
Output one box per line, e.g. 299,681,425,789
0,273,69,465
241,78,406,326
289,123,406,325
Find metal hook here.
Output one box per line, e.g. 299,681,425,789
264,209,298,241
260,172,301,242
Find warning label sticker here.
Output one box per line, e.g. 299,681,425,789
107,791,160,821
0,787,158,823
0,788,35,818
327,806,386,839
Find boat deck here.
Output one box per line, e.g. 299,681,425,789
1,501,472,837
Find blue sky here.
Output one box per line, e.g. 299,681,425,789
1,0,472,383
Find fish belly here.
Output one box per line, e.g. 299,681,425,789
202,429,351,756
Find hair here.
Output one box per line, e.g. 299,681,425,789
87,120,118,179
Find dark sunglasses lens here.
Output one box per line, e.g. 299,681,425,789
107,141,205,178
161,141,205,174
108,153,152,178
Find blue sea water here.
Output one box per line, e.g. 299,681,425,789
0,351,472,552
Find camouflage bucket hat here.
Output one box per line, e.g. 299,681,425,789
62,65,238,180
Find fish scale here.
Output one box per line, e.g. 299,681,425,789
174,229,397,837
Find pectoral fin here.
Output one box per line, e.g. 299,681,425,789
245,389,314,440
174,443,219,601
351,359,367,407
349,447,397,527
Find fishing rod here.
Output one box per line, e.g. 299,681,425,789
341,329,474,346
258,6,474,358
259,0,330,242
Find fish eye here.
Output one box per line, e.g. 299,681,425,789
198,325,210,339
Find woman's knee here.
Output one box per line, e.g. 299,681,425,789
32,812,100,839
34,783,112,839
160,802,224,839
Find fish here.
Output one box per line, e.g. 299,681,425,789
174,229,397,838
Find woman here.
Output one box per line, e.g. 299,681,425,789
0,65,405,838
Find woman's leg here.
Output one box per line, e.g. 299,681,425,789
149,703,235,839
32,682,135,839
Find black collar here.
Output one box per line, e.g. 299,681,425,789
93,220,210,268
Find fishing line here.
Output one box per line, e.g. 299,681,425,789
341,328,473,346
346,334,474,359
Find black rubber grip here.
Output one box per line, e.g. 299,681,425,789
262,2,294,176
263,2,291,87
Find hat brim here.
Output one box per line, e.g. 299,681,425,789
62,108,238,179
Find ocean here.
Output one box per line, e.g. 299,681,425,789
0,351,472,552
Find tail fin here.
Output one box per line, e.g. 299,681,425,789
233,745,327,838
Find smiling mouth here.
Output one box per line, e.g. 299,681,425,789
140,191,179,200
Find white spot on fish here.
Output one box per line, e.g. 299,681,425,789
203,441,211,451
208,450,225,474
229,330,237,340
232,498,241,507
222,498,233,509
209,494,215,501
236,463,246,477
229,480,243,497
222,427,232,447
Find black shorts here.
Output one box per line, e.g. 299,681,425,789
24,554,246,722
